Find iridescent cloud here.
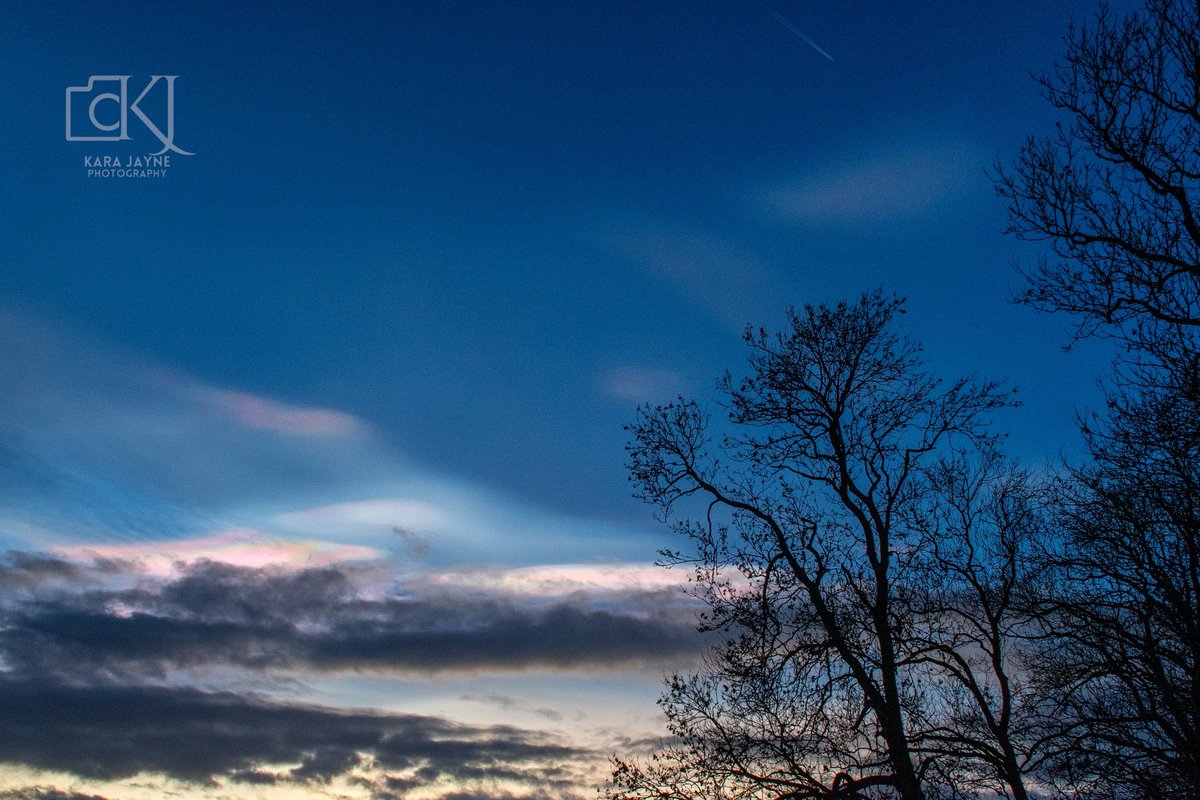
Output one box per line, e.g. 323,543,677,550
201,389,364,437
53,529,380,575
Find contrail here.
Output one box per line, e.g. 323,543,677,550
769,9,835,62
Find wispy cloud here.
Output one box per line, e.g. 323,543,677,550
200,389,364,437
461,691,564,722
426,562,696,598
761,140,981,226
602,224,781,329
0,311,683,799
274,499,444,536
270,492,651,567
0,310,391,545
54,528,380,574
600,366,687,404
0,310,655,568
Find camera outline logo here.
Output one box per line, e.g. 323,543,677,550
65,75,194,156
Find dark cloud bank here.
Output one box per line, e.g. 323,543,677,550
0,789,113,800
0,552,701,797
0,679,591,797
0,556,700,679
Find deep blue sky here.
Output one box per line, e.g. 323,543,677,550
0,4,1135,796
3,1,1120,523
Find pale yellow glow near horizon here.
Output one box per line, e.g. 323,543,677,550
0,757,609,800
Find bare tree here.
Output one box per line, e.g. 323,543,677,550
1026,341,1200,800
996,2,1200,797
995,0,1200,338
903,451,1049,800
607,293,1036,800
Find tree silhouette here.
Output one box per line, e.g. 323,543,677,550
1030,352,1200,799
607,293,1038,800
611,2,1200,796
997,1,1200,797
996,0,1200,338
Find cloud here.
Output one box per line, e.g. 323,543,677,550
274,499,444,536
761,140,980,225
425,562,697,598
269,492,652,567
198,388,364,437
0,551,85,590
2,601,699,679
0,679,594,797
54,529,380,575
0,309,656,568
0,314,682,798
602,224,781,329
461,692,564,722
0,790,114,800
600,366,687,404
0,556,702,681
391,525,432,559
0,309,393,545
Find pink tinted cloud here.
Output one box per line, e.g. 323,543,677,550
55,528,380,576
204,389,363,437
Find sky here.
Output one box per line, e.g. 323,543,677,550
0,2,1132,798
